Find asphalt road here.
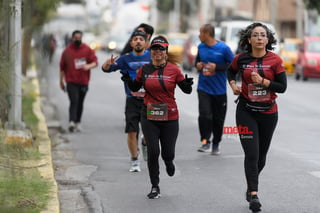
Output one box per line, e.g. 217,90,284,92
41,47,320,213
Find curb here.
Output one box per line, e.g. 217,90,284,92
31,77,60,213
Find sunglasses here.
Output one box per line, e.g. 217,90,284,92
151,46,167,51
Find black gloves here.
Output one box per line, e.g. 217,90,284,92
184,74,194,85
178,74,193,94
121,72,143,92
121,72,131,82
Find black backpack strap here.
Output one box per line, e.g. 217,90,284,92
141,63,169,103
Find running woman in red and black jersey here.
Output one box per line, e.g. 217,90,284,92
227,23,287,212
123,35,193,199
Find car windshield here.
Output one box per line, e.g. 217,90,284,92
284,42,299,52
169,38,186,46
307,40,320,53
230,27,241,42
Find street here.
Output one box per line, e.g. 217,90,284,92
41,47,320,213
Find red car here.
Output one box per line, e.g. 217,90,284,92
295,36,320,81
182,32,200,71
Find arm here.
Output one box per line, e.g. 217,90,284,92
83,61,97,71
252,72,287,93
121,72,143,92
227,59,242,95
60,70,66,91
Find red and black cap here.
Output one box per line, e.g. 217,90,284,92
150,37,169,48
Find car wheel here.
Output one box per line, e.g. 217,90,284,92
302,69,308,81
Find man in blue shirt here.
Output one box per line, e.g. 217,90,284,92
195,24,234,155
102,30,151,172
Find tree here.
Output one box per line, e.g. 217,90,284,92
0,0,11,125
0,0,61,125
304,0,320,13
21,0,61,75
157,0,174,13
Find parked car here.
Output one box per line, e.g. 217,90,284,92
182,32,200,71
280,38,302,74
295,36,320,81
167,33,188,57
219,20,280,54
101,34,127,53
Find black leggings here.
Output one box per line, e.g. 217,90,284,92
141,113,179,187
66,83,88,123
198,90,227,144
236,101,278,192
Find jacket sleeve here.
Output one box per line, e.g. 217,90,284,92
268,72,287,93
127,80,143,92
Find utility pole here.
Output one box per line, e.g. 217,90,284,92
6,0,23,130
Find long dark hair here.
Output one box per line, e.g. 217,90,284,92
238,22,277,53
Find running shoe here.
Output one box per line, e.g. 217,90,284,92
211,143,221,155
129,160,141,172
75,123,82,132
141,136,148,161
198,143,211,152
249,194,262,212
246,190,251,202
147,186,161,199
68,121,75,132
165,161,175,177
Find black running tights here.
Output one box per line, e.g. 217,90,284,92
141,116,179,187
236,103,278,192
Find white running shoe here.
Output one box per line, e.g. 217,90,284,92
129,160,141,172
68,121,75,132
75,123,82,132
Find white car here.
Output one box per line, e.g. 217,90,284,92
219,20,280,54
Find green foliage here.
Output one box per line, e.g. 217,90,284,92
157,0,174,13
22,81,39,135
304,0,320,13
22,0,61,28
0,172,51,213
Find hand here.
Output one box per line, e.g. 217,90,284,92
203,62,216,76
121,72,131,82
251,71,263,84
196,62,204,71
185,74,194,85
102,54,119,70
60,80,66,92
230,82,241,95
110,54,118,64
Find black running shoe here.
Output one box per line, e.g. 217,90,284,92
147,186,161,199
246,190,251,202
249,194,262,212
165,161,175,177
